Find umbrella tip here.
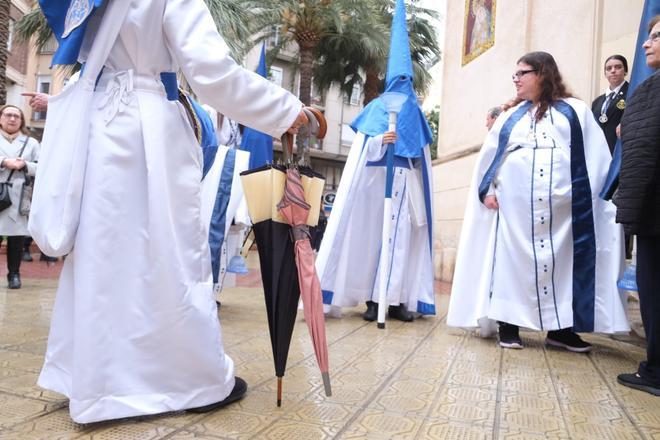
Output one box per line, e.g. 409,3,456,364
277,376,283,407
377,323,385,329
322,372,332,397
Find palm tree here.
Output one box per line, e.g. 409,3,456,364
13,8,51,53
239,0,368,106
0,0,11,105
313,0,440,106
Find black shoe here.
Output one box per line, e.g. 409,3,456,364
39,253,58,262
22,250,33,262
617,373,660,396
388,304,414,322
498,322,523,349
188,377,248,413
546,329,592,353
7,273,21,289
363,301,377,321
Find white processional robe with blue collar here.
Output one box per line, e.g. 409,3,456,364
37,0,301,424
447,98,629,333
316,133,435,315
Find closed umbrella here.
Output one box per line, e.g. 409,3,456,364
240,109,327,406
277,108,331,398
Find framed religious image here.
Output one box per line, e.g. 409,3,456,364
462,0,496,65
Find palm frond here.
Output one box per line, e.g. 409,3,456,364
14,9,53,51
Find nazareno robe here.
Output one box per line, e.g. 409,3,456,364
37,0,301,423
447,98,629,334
316,133,435,316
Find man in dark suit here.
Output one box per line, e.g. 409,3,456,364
591,55,629,154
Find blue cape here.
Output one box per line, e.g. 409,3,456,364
40,0,105,66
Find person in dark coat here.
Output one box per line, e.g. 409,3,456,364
591,55,629,154
614,14,660,396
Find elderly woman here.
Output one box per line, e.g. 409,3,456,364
615,15,660,396
0,105,39,289
448,51,629,350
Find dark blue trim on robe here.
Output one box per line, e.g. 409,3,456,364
160,72,179,102
322,290,334,305
189,97,219,179
478,102,532,202
599,138,622,200
554,101,596,332
417,301,435,315
365,154,410,169
209,149,236,284
421,152,433,252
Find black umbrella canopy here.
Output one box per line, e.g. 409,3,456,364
241,164,301,406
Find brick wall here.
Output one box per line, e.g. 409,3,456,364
7,4,27,75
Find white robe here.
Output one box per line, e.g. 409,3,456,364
316,133,435,315
38,0,301,423
200,146,250,293
447,98,629,334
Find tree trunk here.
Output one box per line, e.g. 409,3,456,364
363,65,381,106
0,0,11,105
297,42,315,106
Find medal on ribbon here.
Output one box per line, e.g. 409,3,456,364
599,114,608,124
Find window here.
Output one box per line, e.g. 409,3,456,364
349,83,362,106
7,19,14,52
33,75,52,121
266,26,280,48
269,66,283,87
39,35,58,54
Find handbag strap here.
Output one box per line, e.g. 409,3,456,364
79,1,133,84
4,135,29,184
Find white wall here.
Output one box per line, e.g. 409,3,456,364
432,0,645,281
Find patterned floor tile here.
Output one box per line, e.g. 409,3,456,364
1,269,659,439
339,409,423,439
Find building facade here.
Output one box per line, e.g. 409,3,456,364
432,0,645,281
242,37,361,199
5,0,30,109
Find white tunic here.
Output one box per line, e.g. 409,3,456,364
447,99,629,333
316,133,435,315
38,0,301,424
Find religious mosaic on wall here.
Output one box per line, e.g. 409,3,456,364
462,0,496,65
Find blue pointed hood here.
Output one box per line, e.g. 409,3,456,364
40,0,105,66
240,44,274,169
351,0,433,158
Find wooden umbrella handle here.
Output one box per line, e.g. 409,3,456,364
281,132,294,165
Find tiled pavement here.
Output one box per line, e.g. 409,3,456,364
0,253,658,439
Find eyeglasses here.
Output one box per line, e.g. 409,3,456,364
512,69,537,80
646,31,660,44
0,113,21,120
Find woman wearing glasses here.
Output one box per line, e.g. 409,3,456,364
615,15,660,396
448,51,628,350
0,105,39,289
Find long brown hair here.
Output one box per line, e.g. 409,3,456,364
517,51,572,120
0,105,27,134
